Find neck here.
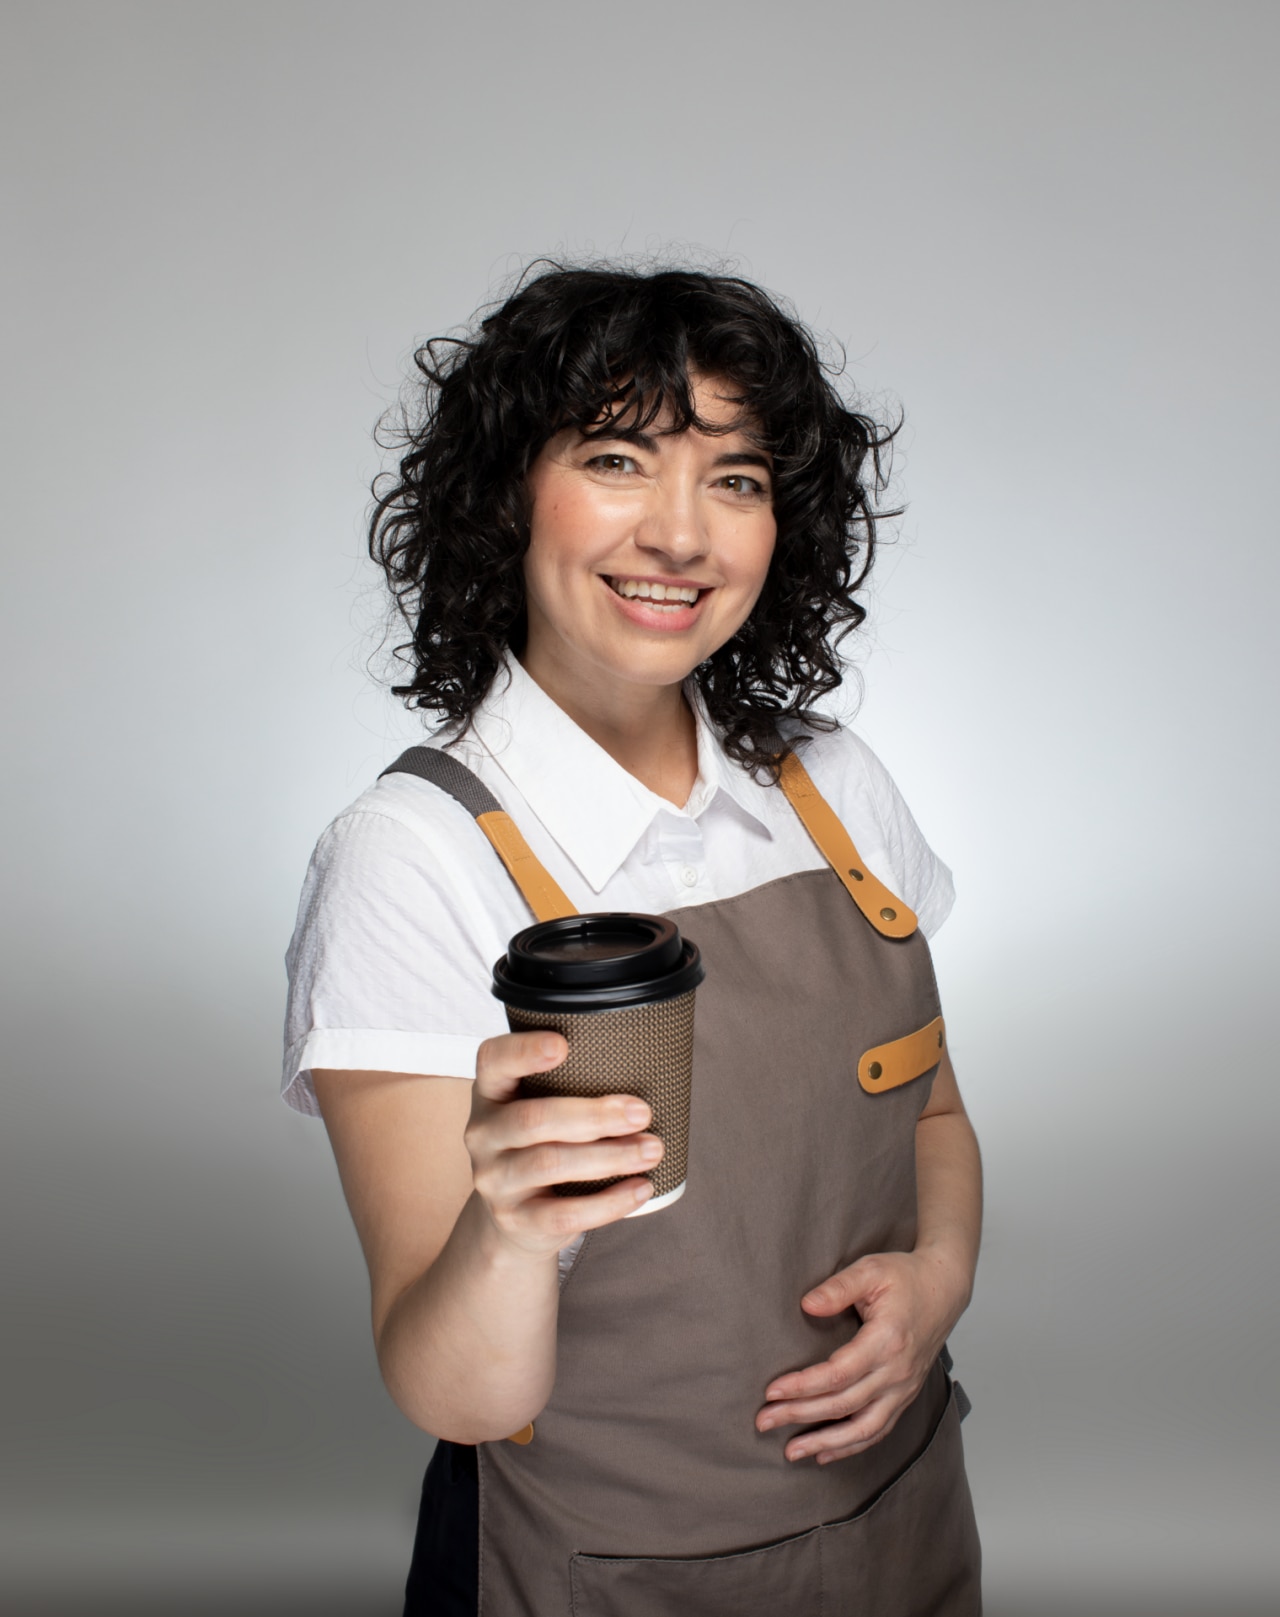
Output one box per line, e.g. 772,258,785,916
516,651,699,808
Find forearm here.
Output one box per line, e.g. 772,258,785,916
376,1190,561,1444
913,1105,982,1326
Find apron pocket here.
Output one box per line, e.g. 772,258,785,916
858,1015,946,1094
569,1520,823,1617
818,1378,982,1615
568,1382,980,1617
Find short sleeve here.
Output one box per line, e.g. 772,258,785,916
796,725,955,941
282,806,510,1116
850,735,955,939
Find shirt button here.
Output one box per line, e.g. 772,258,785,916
680,866,699,887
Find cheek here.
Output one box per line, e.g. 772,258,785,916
735,522,777,599
528,488,606,572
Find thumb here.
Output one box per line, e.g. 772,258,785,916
801,1258,877,1316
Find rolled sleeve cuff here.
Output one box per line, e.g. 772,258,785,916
282,1028,484,1117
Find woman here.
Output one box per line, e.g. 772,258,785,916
284,264,983,1614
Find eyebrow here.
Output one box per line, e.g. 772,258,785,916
709,449,773,473
585,427,774,472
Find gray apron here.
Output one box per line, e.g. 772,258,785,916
384,747,981,1616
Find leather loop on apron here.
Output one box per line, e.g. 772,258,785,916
859,1015,947,1094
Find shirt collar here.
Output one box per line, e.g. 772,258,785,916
684,685,775,833
467,657,771,893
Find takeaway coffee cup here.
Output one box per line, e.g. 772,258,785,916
491,914,704,1214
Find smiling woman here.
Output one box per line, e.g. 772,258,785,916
368,264,894,779
286,263,982,1615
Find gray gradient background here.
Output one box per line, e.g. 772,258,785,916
3,2,1277,1613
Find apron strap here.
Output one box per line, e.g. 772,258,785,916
778,751,919,939
381,746,577,922
381,744,915,938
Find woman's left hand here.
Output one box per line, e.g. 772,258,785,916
755,1246,970,1465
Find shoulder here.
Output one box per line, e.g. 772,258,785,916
282,747,525,1113
303,742,496,881
784,721,955,938
292,746,529,969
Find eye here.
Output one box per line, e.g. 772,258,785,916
585,452,640,475
717,472,769,498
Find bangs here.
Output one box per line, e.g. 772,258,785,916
533,276,788,449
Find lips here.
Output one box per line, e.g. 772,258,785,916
601,574,709,627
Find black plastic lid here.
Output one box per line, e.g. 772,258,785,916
492,913,704,1012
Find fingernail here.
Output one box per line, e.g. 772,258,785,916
624,1101,649,1124
758,1417,773,1432
789,1446,808,1461
804,1290,825,1306
539,1036,561,1059
639,1137,662,1160
633,1181,653,1203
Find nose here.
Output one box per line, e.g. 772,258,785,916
634,477,708,567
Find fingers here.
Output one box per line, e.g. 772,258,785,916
757,1316,920,1452
782,1393,907,1465
756,1336,915,1462
474,1034,653,1141
757,1359,884,1437
485,1131,664,1202
486,1090,655,1152
477,1168,655,1254
762,1328,886,1409
466,1030,662,1256
520,1176,656,1239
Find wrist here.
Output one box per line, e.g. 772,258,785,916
463,1188,565,1277
911,1237,976,1323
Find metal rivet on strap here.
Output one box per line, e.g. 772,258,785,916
869,1061,883,1080
848,868,865,881
880,907,897,922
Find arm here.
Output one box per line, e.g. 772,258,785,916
755,1050,982,1462
313,1031,661,1444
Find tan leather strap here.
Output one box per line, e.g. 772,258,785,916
777,751,918,938
858,1016,946,1094
475,810,577,923
379,746,577,925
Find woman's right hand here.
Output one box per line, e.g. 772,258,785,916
465,1030,663,1257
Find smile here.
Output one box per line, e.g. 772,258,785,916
606,577,704,610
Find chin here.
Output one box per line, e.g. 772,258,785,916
599,639,707,686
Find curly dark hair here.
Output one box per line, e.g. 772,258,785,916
369,262,898,776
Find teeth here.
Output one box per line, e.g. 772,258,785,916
611,579,700,604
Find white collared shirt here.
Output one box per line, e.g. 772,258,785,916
282,658,953,1117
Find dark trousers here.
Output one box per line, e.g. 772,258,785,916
403,1441,479,1616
